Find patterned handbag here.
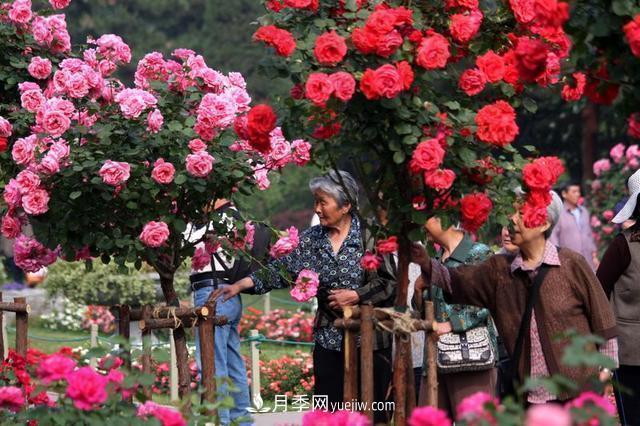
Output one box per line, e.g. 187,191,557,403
436,325,496,373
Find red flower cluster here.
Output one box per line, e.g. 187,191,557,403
245,104,278,153
360,61,413,100
376,236,398,254
416,31,451,70
629,113,640,139
464,157,505,186
409,138,446,174
351,6,413,57
305,71,356,105
521,156,564,227
314,31,347,66
475,100,519,146
623,15,640,57
253,25,296,57
584,64,620,105
460,192,493,233
449,10,483,44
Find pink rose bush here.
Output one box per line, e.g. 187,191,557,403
269,226,300,258
139,221,170,247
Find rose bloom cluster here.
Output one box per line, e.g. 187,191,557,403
239,307,314,342
521,156,564,228
245,350,314,401
291,269,319,302
1,7,311,270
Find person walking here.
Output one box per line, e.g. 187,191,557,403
597,169,640,426
550,181,599,270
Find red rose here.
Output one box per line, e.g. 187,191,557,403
360,252,382,270
351,27,378,54
459,68,486,96
314,31,348,66
360,69,378,100
253,25,296,57
584,65,620,105
329,72,355,102
424,169,456,191
396,61,414,90
365,9,397,35
408,30,423,44
521,201,548,228
416,32,450,70
476,50,505,83
509,0,536,24
561,72,586,102
623,15,640,57
372,64,403,99
266,0,285,12
628,113,640,139
247,104,277,153
514,37,548,82
475,100,518,146
460,193,492,233
234,115,249,140
290,83,305,100
305,73,334,105
0,137,7,153
523,156,564,191
375,30,403,57
376,236,398,254
526,190,552,208
445,0,479,10
409,138,445,173
502,49,522,88
284,0,319,10
449,10,483,44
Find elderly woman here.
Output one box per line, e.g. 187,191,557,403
597,169,640,425
412,191,618,404
217,170,395,420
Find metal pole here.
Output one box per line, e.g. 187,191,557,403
249,329,263,410
90,323,99,368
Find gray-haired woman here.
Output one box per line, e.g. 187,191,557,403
216,170,395,421
412,191,618,403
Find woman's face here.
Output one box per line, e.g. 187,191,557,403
508,203,549,246
501,226,518,253
313,190,350,227
424,217,445,244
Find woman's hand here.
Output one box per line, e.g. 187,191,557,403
410,243,430,271
434,321,453,336
328,289,359,310
207,284,242,303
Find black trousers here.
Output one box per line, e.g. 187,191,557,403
614,364,640,426
313,344,393,424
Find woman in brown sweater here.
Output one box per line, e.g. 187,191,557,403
413,191,618,403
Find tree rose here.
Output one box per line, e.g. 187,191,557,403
22,189,50,215
449,10,483,44
410,138,445,172
561,72,586,101
291,139,311,166
360,252,381,271
376,236,398,255
314,31,347,66
460,193,493,232
424,168,456,190
146,109,163,133
329,72,355,101
185,151,214,177
476,50,505,83
37,354,77,384
0,117,13,138
1,215,22,239
459,68,486,96
475,101,519,146
305,72,334,105
28,56,53,79
269,226,299,258
416,32,450,70
65,367,108,410
139,221,170,248
151,159,175,184
291,269,319,302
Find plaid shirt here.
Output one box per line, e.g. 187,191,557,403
511,241,619,403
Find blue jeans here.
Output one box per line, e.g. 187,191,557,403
194,286,252,426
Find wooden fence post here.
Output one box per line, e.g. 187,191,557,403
169,329,179,402
264,293,271,314
0,292,4,361
343,306,358,402
118,305,131,370
141,305,153,399
425,301,438,407
14,297,27,358
197,302,217,414
360,304,374,421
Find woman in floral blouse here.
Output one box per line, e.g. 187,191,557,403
217,170,395,422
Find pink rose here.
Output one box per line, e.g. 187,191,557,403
188,138,207,152
137,401,186,426
266,128,292,170
525,404,570,426
565,391,616,423
16,170,41,194
592,159,611,177
39,153,61,175
1,215,22,239
65,366,108,410
590,215,602,228
151,159,175,184
65,73,90,98
244,221,255,248
291,139,311,166
610,143,625,164
13,234,57,273
49,140,70,160
114,88,157,119
146,109,163,133
139,221,170,248
408,406,452,426
21,89,45,112
22,188,50,215
424,168,456,190
291,269,319,302
302,410,369,426
626,144,640,161
269,226,299,259
185,151,214,178
602,225,615,235
9,0,32,24
37,354,77,384
603,210,615,221
3,180,22,208
191,247,211,271
329,71,356,102
254,167,270,190
0,386,24,413
28,57,53,80
99,160,131,186
11,135,37,166
41,109,71,137
456,392,499,423
360,252,381,271
0,117,12,138
49,0,71,10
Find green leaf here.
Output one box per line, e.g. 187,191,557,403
173,219,187,233
69,191,82,200
174,174,187,185
126,201,138,209
612,0,635,16
523,98,538,113
458,146,477,165
394,122,413,135
500,84,516,98
444,101,460,110
393,151,406,164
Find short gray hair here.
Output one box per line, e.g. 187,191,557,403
514,187,564,238
309,170,359,210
